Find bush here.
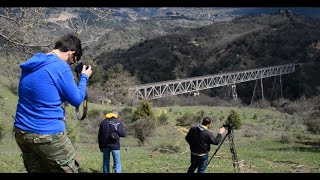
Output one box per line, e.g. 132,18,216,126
219,115,225,122
176,112,201,126
120,107,133,124
158,112,168,125
242,124,257,137
79,109,106,136
132,100,155,122
282,102,301,115
87,109,104,119
131,117,156,146
255,99,271,109
280,133,293,144
197,110,206,119
243,128,256,138
8,77,19,96
66,121,83,144
304,111,320,134
0,121,4,142
253,113,258,120
225,109,242,130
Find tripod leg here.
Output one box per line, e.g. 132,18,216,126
205,133,228,169
228,130,240,173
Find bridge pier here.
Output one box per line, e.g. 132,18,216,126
250,80,257,105
260,78,264,100
231,84,237,99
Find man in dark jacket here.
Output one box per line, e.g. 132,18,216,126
98,110,126,173
185,117,225,173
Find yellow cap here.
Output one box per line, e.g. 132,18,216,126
106,113,118,119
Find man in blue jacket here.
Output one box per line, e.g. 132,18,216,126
98,110,126,173
14,34,92,173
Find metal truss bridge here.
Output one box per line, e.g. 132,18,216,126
128,63,300,101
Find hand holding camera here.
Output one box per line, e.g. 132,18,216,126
74,62,92,78
219,127,226,135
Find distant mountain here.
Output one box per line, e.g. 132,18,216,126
230,7,320,18
73,7,320,56
27,8,320,54
77,7,320,22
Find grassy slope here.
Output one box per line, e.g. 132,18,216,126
0,77,319,173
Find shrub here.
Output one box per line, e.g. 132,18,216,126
304,111,320,134
255,99,271,109
280,133,293,144
87,109,104,119
283,102,301,115
225,109,242,130
131,117,156,146
120,106,133,124
79,109,107,136
253,113,258,120
219,115,225,122
0,121,4,142
243,128,256,138
66,121,83,144
8,77,19,96
132,100,155,122
176,112,200,126
197,110,206,119
158,112,168,125
242,124,260,138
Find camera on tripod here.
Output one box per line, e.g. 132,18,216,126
74,62,88,74
206,121,240,173
222,123,233,129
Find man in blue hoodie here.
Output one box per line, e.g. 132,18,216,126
185,117,225,173
98,110,126,173
13,34,92,173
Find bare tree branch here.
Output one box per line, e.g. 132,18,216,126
0,7,54,54
85,7,114,21
0,7,115,55
0,14,17,23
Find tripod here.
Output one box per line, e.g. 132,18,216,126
205,125,240,173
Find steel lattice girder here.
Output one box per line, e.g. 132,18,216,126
128,64,297,100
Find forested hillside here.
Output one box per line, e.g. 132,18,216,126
0,8,319,105
93,13,320,103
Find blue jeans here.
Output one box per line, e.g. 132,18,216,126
102,148,121,173
187,153,209,173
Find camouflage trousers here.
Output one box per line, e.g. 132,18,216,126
14,127,79,173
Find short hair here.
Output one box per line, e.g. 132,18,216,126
202,117,212,126
53,34,82,60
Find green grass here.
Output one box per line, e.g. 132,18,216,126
0,137,26,173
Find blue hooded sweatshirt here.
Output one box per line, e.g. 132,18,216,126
14,53,88,134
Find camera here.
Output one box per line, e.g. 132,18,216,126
222,123,233,129
74,62,88,74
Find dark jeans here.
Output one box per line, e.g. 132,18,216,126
187,153,209,173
